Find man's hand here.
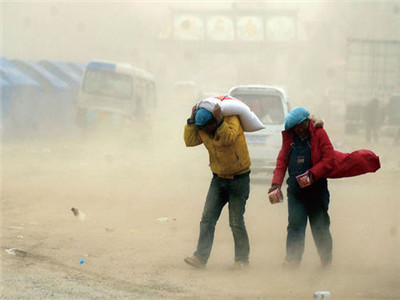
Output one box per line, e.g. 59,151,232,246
190,105,197,121
268,184,281,194
212,104,222,123
308,171,314,184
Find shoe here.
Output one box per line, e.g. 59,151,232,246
282,259,301,270
232,261,249,270
184,256,205,269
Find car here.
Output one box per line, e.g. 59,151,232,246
228,85,290,179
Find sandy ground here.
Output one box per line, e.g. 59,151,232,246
1,103,400,299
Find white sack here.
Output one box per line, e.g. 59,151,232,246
197,96,265,132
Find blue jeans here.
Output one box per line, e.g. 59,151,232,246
286,179,332,262
194,172,250,264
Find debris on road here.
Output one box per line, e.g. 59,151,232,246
5,248,27,257
157,217,176,223
71,207,86,221
7,226,24,230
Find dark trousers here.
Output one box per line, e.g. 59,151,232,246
286,180,332,262
194,172,250,264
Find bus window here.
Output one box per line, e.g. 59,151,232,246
83,70,132,99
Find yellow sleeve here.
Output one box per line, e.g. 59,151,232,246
183,124,203,147
215,116,241,146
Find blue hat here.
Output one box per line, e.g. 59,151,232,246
195,107,213,126
284,106,310,130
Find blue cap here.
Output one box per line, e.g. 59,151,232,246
195,107,213,126
284,106,310,130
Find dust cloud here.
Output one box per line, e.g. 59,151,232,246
1,1,400,299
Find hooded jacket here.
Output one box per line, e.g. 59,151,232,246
184,115,251,178
271,120,381,186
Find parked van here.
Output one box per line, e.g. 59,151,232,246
77,60,156,134
228,85,289,179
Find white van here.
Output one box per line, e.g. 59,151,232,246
228,85,289,178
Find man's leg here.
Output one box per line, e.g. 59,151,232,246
308,186,332,266
228,173,250,263
286,191,308,262
193,176,226,264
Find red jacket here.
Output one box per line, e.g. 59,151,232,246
271,121,381,186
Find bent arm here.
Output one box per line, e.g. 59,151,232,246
184,124,202,147
271,146,289,186
309,128,335,180
215,116,241,146
271,132,291,186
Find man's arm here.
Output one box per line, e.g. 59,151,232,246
271,132,290,187
215,116,241,146
184,105,203,147
309,128,335,180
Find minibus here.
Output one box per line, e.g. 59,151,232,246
77,60,156,133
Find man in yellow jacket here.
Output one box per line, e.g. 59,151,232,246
183,103,251,269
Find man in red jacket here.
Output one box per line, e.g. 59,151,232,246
269,107,335,269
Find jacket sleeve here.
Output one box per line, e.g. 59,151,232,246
271,132,291,186
309,128,335,180
327,149,380,178
183,124,203,147
214,116,241,146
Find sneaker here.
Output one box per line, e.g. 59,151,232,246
184,256,205,269
282,259,301,270
232,261,249,270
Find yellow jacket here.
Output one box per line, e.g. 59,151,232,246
184,115,251,178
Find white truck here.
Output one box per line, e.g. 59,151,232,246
345,39,400,134
228,85,290,180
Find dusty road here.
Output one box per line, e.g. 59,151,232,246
1,104,399,299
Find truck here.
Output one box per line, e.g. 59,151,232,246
228,85,290,181
344,39,400,134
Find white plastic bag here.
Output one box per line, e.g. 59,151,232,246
197,95,265,132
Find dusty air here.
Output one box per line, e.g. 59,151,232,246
2,2,399,299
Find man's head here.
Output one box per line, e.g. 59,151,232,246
293,119,310,139
284,106,310,131
284,106,311,138
195,107,217,134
